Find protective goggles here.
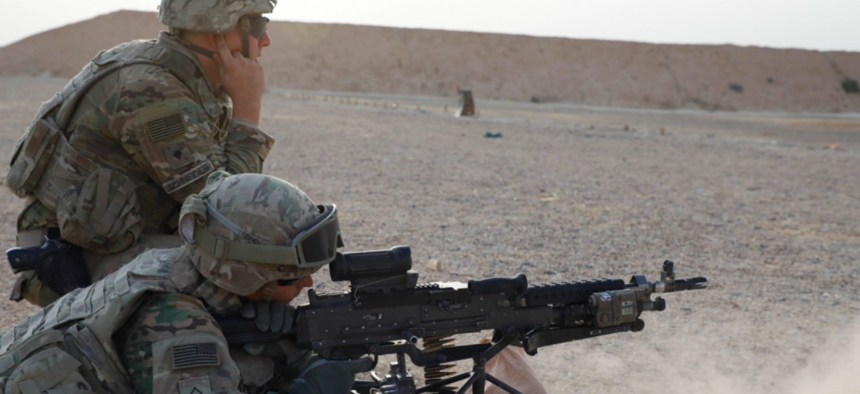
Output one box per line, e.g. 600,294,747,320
244,16,270,39
193,203,343,269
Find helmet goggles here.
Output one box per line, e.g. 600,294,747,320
193,203,343,269
246,16,269,39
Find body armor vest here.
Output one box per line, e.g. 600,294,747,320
0,247,200,394
5,37,224,253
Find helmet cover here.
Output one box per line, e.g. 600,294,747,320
159,0,276,34
180,171,324,295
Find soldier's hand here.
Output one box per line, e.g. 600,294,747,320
242,339,311,367
241,301,295,333
215,35,264,124
282,356,375,394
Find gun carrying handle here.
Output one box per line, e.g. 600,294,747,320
468,274,528,296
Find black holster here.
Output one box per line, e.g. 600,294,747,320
6,236,90,296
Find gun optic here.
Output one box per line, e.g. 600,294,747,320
330,246,412,281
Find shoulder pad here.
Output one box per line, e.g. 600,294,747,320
92,42,131,67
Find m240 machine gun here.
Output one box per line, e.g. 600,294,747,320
219,246,708,394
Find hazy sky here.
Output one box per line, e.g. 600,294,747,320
3,0,858,51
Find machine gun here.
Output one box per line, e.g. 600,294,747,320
218,246,707,394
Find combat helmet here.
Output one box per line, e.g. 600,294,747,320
159,0,276,57
179,172,343,296
159,0,276,34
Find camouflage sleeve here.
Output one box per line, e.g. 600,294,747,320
109,64,228,202
116,293,244,394
224,118,274,174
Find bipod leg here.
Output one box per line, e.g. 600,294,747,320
485,374,524,394
453,370,481,394
444,328,524,394
417,328,524,394
447,361,522,394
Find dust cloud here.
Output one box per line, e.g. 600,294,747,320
787,320,860,394
659,320,860,394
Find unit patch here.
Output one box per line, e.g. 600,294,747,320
162,142,195,169
147,113,187,142
162,161,214,194
178,376,212,394
172,342,220,370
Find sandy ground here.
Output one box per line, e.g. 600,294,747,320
0,75,859,393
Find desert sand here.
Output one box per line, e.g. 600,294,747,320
0,10,859,394
0,74,858,393
1,10,859,113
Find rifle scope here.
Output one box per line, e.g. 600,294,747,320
329,245,412,281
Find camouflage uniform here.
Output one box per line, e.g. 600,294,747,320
0,173,337,394
113,249,308,394
7,30,275,306
0,247,306,394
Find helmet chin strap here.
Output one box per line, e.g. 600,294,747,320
173,17,251,60
260,281,277,302
171,30,217,60
240,16,251,58
186,42,217,59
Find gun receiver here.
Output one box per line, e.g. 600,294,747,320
288,247,705,363
217,246,707,394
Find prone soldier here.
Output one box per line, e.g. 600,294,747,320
5,0,279,306
0,172,373,394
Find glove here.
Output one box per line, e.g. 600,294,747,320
241,301,296,333
283,356,375,394
242,339,311,367
36,239,90,296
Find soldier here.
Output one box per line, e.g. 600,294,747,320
5,0,279,307
0,172,374,394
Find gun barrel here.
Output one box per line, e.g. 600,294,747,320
660,277,708,293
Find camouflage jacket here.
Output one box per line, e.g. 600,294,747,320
14,32,275,250
0,246,305,394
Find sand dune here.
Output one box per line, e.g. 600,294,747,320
1,10,858,112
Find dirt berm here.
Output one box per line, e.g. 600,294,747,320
1,10,858,113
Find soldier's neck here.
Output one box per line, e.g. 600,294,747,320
178,32,223,88
194,54,223,88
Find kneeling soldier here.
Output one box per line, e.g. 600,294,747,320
0,172,372,394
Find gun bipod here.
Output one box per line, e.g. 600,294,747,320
354,327,526,394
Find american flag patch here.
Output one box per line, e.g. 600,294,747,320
147,113,186,142
172,343,220,369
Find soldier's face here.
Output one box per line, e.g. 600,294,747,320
220,14,272,60
246,275,314,304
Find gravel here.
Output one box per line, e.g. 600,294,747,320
1,76,858,394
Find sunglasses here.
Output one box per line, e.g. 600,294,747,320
246,16,269,39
